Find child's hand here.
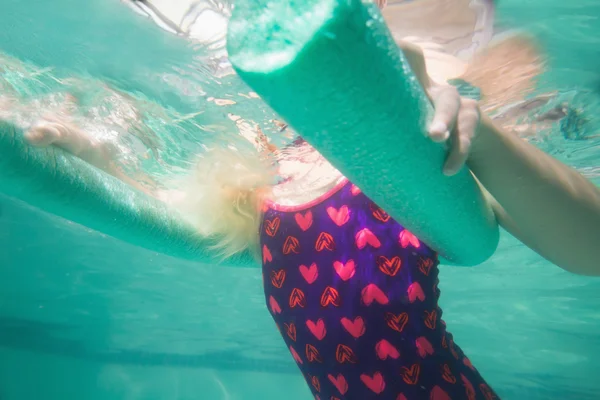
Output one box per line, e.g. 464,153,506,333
397,40,482,177
427,85,481,176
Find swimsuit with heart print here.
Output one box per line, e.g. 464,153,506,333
261,179,501,400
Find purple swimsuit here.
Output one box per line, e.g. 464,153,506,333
260,179,500,400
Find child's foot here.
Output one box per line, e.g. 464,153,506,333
24,118,119,173
25,121,66,148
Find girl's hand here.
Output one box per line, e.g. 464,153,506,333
397,39,481,176
427,85,481,176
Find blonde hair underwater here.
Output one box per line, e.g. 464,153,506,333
179,145,275,260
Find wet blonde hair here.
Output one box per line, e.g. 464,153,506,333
179,144,276,260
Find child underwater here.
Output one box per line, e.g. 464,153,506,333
12,1,600,399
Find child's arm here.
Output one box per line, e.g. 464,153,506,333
469,117,600,276
399,41,600,275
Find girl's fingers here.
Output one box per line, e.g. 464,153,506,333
428,85,461,143
443,98,481,176
375,0,388,9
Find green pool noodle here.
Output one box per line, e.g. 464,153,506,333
227,0,500,265
0,121,255,268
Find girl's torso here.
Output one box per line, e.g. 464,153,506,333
260,168,499,399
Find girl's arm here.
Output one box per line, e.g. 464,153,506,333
399,41,600,275
469,117,600,275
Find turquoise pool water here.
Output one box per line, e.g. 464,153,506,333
0,0,599,399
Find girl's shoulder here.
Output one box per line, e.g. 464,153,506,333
267,176,348,213
268,137,347,212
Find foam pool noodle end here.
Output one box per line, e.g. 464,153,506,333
227,0,499,265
